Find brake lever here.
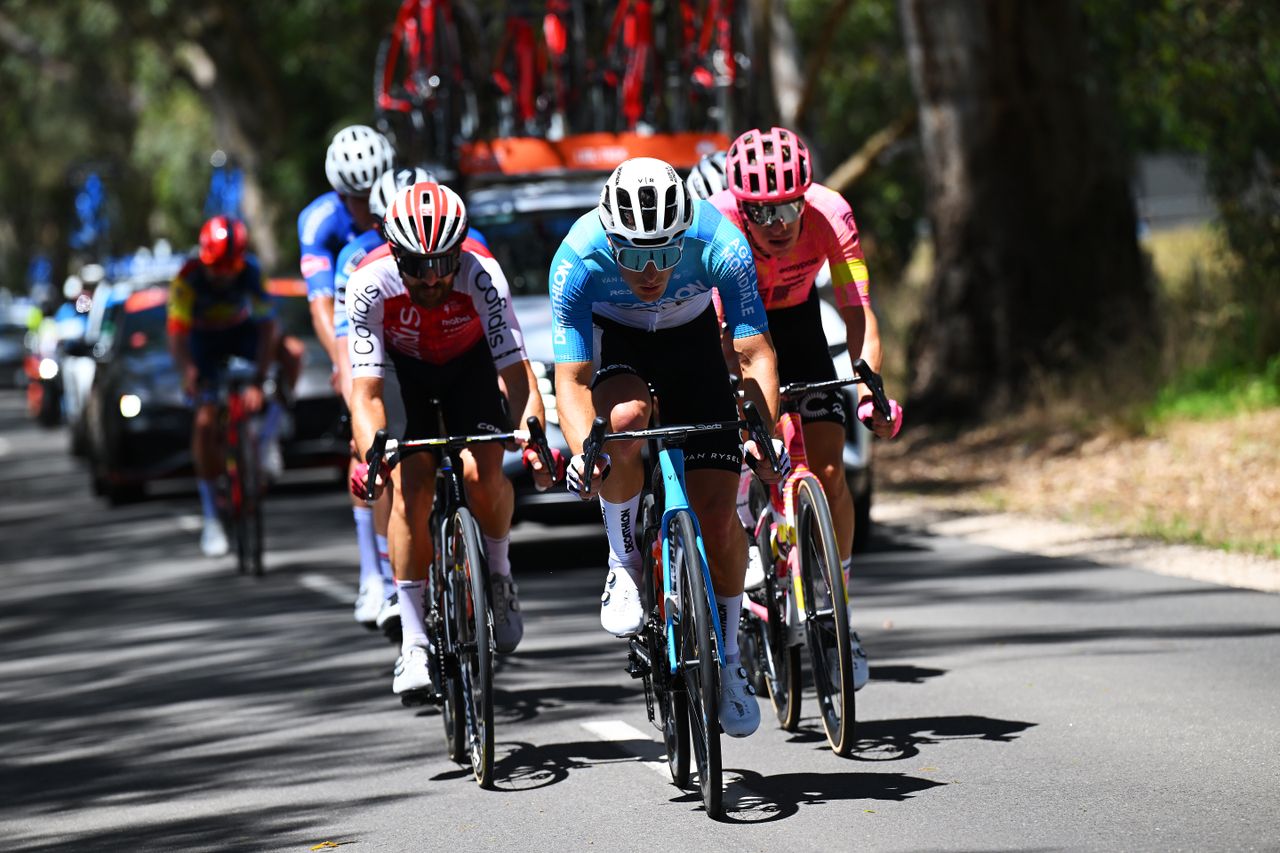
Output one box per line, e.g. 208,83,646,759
526,416,558,484
364,429,388,502
852,357,892,420
742,401,780,473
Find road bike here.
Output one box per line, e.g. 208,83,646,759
218,358,266,577
739,359,892,756
373,0,481,170
365,414,556,788
581,402,777,819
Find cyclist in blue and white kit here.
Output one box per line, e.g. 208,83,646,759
550,157,789,738
298,124,394,626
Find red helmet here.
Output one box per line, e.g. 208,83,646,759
725,127,813,203
198,216,248,273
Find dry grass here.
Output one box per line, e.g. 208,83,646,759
877,408,1280,558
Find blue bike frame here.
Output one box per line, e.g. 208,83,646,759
656,444,725,675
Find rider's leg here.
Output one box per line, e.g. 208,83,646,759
804,421,854,561
388,451,437,649
688,468,748,659
192,400,222,520
595,372,651,568
276,334,304,395
459,443,514,571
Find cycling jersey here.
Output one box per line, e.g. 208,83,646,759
334,227,490,341
709,183,871,311
167,256,273,335
297,191,364,303
549,200,767,364
346,241,526,379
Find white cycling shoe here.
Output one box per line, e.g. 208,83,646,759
600,565,644,636
376,594,401,643
850,624,870,691
719,663,760,738
353,576,385,626
393,644,433,695
200,518,229,558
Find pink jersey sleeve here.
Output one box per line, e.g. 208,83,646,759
807,185,871,309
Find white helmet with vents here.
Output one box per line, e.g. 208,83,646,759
325,125,394,196
685,151,728,200
598,157,694,245
383,181,469,255
369,166,436,219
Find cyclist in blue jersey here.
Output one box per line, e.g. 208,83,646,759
297,124,394,625
550,157,789,739
298,125,394,367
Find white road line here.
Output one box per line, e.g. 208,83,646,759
580,720,669,778
0,436,10,458
175,514,202,532
299,573,355,605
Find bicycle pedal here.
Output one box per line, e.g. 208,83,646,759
399,688,433,708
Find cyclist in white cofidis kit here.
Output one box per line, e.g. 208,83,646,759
346,181,555,697
701,128,906,693
548,157,790,738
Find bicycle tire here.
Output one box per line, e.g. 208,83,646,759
436,528,467,763
228,412,250,575
244,422,264,577
796,477,855,755
641,494,689,787
672,510,722,819
452,507,494,788
760,513,802,730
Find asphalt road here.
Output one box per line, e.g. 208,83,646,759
2,390,1278,852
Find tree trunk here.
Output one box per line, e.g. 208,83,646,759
900,0,1154,421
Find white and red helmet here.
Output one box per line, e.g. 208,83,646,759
382,181,469,255
725,126,813,203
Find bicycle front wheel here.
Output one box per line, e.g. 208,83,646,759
671,510,722,819
231,417,264,577
796,478,855,755
451,508,494,787
642,494,688,788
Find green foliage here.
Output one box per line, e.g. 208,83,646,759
1145,354,1280,423
787,0,922,277
1083,0,1280,366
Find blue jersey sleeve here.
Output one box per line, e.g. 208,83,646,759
549,240,597,363
702,213,768,339
333,232,383,339
466,227,488,248
297,193,350,303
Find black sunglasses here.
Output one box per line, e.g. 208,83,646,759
393,249,461,279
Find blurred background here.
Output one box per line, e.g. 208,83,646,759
0,0,1275,554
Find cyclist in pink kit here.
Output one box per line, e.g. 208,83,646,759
707,127,904,692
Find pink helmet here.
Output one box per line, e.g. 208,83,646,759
725,127,813,203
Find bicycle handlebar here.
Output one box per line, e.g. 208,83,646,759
365,429,389,502
851,358,893,421
577,407,782,476
525,416,560,485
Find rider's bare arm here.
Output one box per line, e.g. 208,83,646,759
308,295,337,364
499,359,545,432
733,330,781,428
553,360,597,455
350,376,387,461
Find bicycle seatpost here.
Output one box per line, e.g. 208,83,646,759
851,358,893,421
365,429,389,502
742,401,781,473
525,416,558,484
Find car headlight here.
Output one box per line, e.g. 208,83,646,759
38,358,59,380
119,394,142,418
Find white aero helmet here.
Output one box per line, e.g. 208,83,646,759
598,157,694,245
685,150,728,200
369,166,437,219
325,125,394,196
383,181,469,255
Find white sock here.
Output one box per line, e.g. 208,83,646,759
484,534,511,578
396,580,429,650
716,593,743,664
601,493,642,576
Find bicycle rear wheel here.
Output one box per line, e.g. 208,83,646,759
451,508,494,787
796,478,855,755
748,483,801,730
671,510,722,819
